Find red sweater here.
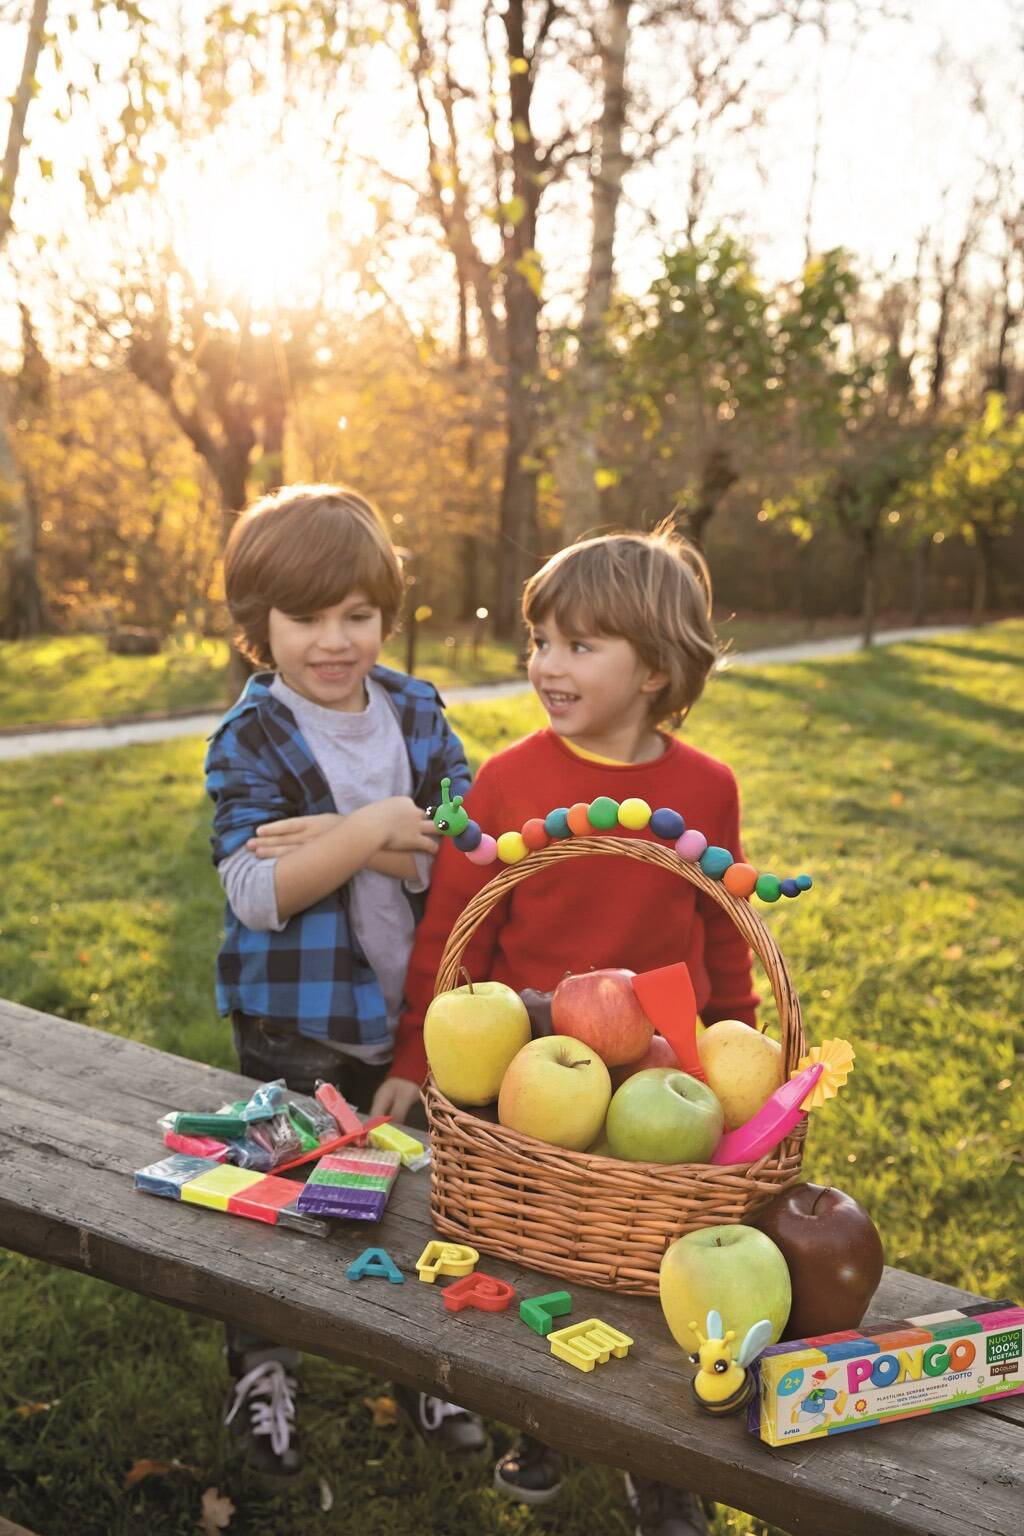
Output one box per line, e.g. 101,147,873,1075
392,729,759,1083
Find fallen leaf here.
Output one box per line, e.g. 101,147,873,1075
996,1078,1011,1091
125,1457,198,1488
944,944,963,961
889,790,905,808
77,951,91,965
880,757,894,771
198,1487,235,1534
51,794,64,806
319,1477,334,1512
363,1393,398,1428
16,1400,58,1417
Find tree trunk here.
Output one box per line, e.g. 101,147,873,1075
683,445,738,550
860,527,877,647
0,392,45,638
911,539,930,626
970,526,991,625
559,0,632,545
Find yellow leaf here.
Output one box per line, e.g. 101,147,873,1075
16,1400,58,1417
510,117,531,144
125,1457,198,1488
943,944,963,961
199,1487,236,1534
364,1393,399,1428
509,56,529,75
889,790,904,807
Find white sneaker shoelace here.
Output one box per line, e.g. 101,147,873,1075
418,1394,467,1432
224,1359,297,1458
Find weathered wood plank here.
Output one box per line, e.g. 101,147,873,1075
1,1001,1021,1536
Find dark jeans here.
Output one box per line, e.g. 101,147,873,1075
227,1013,425,1360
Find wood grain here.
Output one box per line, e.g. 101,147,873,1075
1,1000,1020,1536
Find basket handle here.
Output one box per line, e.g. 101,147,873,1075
434,836,807,1077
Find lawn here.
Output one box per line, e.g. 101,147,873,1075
1,625,1021,1536
0,616,879,730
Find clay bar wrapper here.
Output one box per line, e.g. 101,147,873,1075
276,1202,331,1236
134,1154,220,1198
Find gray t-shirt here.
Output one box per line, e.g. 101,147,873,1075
218,674,430,1063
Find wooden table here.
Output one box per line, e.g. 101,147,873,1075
1,999,1021,1536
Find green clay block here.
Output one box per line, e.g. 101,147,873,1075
587,797,619,830
173,1112,248,1138
519,1291,573,1336
755,873,782,903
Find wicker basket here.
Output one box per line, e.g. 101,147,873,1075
425,836,808,1294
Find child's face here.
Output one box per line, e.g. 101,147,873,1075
527,614,665,749
267,590,383,711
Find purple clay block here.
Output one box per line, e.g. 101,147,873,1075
295,1184,388,1221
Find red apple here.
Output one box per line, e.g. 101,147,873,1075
751,1182,885,1340
551,968,653,1067
610,1034,680,1088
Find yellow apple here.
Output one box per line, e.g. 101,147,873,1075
697,1020,783,1131
425,980,531,1106
498,1036,611,1150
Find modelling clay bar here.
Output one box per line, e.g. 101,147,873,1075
133,1153,329,1237
750,1300,1024,1446
295,1148,402,1221
368,1123,431,1170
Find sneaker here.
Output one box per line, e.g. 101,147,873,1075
493,1433,563,1505
391,1382,488,1457
224,1354,301,1475
625,1474,711,1536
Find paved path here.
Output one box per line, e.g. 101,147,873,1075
0,624,971,761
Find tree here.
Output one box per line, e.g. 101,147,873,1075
0,0,49,637
899,394,1024,624
610,236,861,548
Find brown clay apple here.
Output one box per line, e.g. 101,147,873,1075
750,1182,885,1340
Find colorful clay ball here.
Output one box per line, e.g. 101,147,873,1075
544,807,571,838
566,802,593,836
466,834,498,865
454,821,483,852
521,818,550,850
675,829,708,862
722,862,758,898
779,877,801,897
617,798,652,830
755,873,782,902
699,845,734,880
587,796,619,830
496,831,529,864
796,873,813,891
650,807,685,840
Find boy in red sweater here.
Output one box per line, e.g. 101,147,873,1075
373,526,757,1536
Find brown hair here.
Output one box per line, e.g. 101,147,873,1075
223,485,405,667
522,522,719,726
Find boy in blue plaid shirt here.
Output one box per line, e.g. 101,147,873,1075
205,484,484,1473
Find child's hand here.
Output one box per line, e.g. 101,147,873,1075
247,814,344,858
370,1074,423,1123
378,797,442,856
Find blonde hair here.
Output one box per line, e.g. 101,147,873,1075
522,523,719,726
224,485,404,667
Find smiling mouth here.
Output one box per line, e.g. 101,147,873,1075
311,661,355,677
544,690,580,707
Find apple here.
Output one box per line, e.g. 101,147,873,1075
551,968,653,1067
424,979,531,1107
659,1224,792,1355
497,1036,612,1151
609,1026,710,1088
697,1019,783,1130
750,1182,885,1339
605,1068,723,1164
519,987,556,1039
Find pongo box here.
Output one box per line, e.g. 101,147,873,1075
750,1301,1024,1446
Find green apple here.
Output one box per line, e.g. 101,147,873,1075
697,1019,783,1130
497,1036,611,1151
425,980,531,1107
605,1068,723,1164
659,1224,792,1354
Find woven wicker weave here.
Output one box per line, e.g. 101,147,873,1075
424,836,808,1294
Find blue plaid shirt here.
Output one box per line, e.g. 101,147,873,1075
205,665,471,1047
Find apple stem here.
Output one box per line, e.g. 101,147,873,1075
457,966,475,995
715,1237,722,1247
811,1187,831,1215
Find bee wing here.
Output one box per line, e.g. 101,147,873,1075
706,1309,724,1340
737,1319,775,1367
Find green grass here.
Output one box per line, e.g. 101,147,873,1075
0,618,887,730
0,631,523,730
1,624,1022,1535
